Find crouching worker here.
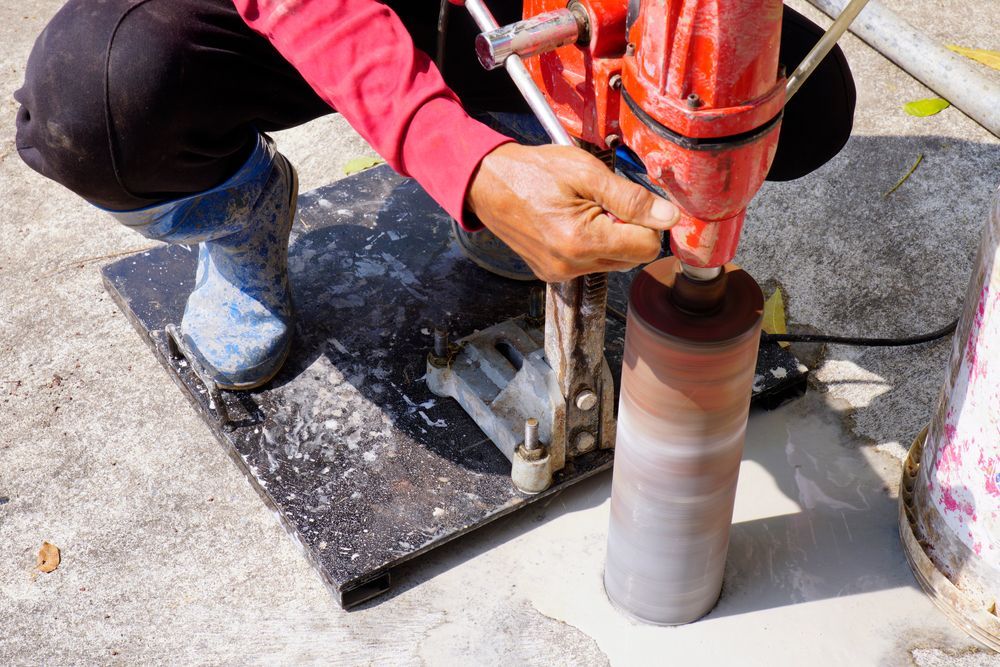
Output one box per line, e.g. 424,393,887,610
13,0,853,390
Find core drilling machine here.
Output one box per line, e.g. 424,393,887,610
428,0,851,623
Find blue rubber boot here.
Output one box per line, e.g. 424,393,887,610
108,134,297,389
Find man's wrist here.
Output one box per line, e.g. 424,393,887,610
464,140,518,230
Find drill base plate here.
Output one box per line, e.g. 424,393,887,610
101,165,807,609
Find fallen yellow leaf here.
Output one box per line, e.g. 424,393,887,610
762,288,789,348
343,156,385,176
947,45,1000,71
903,98,951,117
36,541,60,573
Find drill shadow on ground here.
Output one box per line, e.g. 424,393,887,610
367,391,921,616
710,397,917,619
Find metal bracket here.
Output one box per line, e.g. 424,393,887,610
426,294,615,494
440,0,619,494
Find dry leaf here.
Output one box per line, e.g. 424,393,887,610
946,45,1000,71
36,542,61,573
762,288,789,348
883,153,924,198
903,98,950,117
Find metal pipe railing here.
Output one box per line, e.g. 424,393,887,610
807,0,1000,136
786,0,872,101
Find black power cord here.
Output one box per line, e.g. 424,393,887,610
761,318,958,347
606,304,958,347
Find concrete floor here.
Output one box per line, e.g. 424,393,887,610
1,0,998,664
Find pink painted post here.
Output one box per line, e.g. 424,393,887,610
900,189,1000,650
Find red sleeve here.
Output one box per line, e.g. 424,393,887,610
233,0,512,229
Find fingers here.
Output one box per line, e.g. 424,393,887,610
532,217,660,281
580,213,662,264
579,168,680,231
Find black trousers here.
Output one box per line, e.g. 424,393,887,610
14,0,855,211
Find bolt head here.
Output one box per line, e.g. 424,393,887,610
575,389,598,411
575,431,597,453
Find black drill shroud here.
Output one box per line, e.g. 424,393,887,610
101,165,806,609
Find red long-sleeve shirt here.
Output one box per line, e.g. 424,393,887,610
233,0,511,229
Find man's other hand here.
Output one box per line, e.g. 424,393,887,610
466,143,680,283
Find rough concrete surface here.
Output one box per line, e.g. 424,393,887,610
1,1,998,665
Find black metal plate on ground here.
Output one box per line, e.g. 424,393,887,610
101,165,806,609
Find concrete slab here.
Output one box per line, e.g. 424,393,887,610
1,0,998,664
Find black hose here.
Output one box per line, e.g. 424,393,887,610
761,318,958,346
607,304,958,347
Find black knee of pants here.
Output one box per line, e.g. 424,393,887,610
14,0,332,210
14,1,853,210
13,0,524,210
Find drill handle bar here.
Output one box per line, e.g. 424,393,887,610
462,0,575,146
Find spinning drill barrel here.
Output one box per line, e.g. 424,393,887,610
606,258,763,624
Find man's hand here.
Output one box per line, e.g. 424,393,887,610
466,143,680,283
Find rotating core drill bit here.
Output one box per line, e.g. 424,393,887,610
605,258,764,624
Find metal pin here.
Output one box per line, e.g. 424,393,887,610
524,418,540,451
433,327,449,359
528,286,544,323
